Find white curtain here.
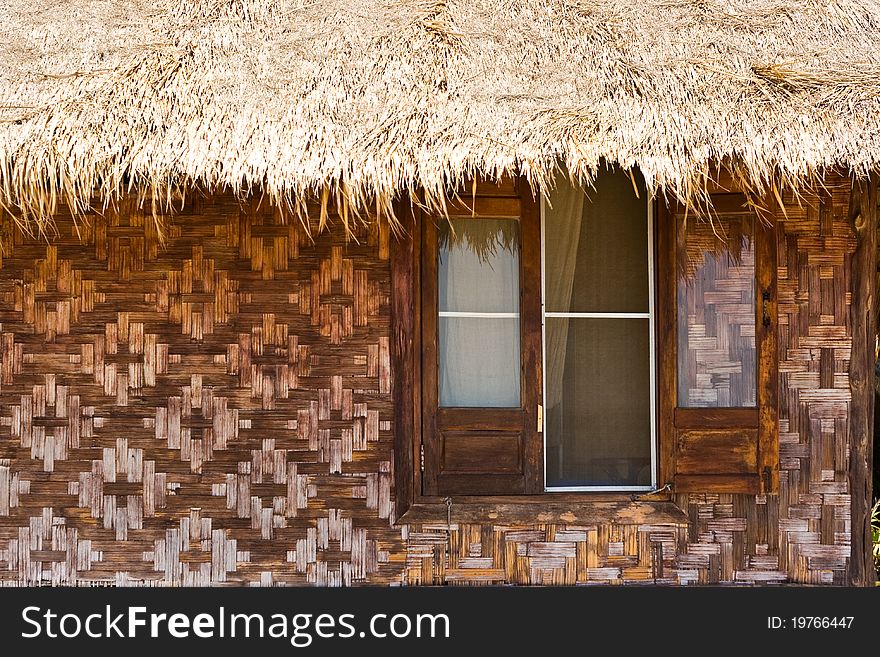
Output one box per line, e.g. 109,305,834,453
543,181,584,473
438,218,521,407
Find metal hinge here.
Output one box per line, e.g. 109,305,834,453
537,404,543,433
420,444,425,472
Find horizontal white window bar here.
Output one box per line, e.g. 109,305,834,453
544,312,650,319
438,311,520,318
545,486,655,493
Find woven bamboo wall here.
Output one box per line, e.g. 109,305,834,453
0,193,405,585
404,176,856,585
0,177,857,585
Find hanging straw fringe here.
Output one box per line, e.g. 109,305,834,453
1,0,879,234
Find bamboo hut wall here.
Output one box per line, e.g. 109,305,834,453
0,176,857,585
0,194,403,585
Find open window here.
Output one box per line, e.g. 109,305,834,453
542,171,654,491
420,170,655,496
396,168,778,506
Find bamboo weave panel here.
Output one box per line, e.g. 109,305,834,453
677,215,757,407
0,194,403,585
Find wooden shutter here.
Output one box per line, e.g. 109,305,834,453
421,178,543,496
658,194,779,494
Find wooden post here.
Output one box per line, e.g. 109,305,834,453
391,203,417,519
848,173,878,586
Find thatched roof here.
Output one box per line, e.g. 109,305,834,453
1,0,880,228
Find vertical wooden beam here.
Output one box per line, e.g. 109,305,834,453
519,178,544,493
756,212,779,494
848,173,878,586
655,198,676,487
391,203,417,519
420,207,440,495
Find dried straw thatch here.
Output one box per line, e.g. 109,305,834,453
1,0,880,231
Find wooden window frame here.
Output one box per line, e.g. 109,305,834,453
393,183,781,522
419,186,543,496
392,177,690,525
655,194,779,495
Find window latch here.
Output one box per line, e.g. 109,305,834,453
537,404,543,433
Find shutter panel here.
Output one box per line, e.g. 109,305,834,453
658,195,778,494
421,178,543,496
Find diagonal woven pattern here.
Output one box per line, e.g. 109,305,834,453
0,193,403,585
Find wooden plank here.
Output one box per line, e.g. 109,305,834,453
411,206,424,500
709,193,751,215
435,473,528,496
674,407,758,428
437,408,525,431
674,429,758,475
518,178,544,494
668,192,751,216
415,492,674,505
391,201,416,517
446,196,521,218
756,208,779,493
441,432,523,474
847,173,878,586
420,207,441,495
461,177,520,198
400,501,689,526
674,474,760,494
655,199,677,486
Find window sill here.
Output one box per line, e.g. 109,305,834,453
395,494,688,527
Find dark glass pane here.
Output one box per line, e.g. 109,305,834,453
545,318,652,487
544,169,648,313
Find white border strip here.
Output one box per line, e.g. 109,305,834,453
545,485,655,493
438,311,520,318
544,312,650,319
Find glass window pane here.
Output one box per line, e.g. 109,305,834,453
544,169,648,313
677,214,756,408
439,218,520,314
439,317,521,407
545,318,652,487
438,217,521,407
